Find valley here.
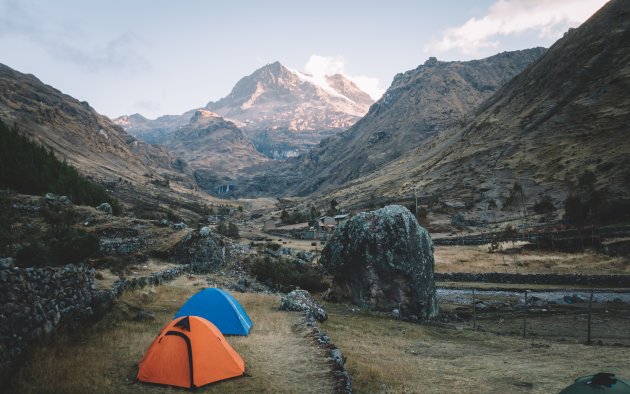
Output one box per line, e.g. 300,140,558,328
1,0,630,393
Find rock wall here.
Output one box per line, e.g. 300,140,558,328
0,260,189,382
435,272,630,287
0,261,97,375
169,231,227,273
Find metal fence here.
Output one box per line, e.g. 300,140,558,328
442,288,630,345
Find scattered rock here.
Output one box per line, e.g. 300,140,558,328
44,192,59,202
169,231,225,273
96,202,113,215
280,289,328,322
0,257,14,270
320,205,438,320
172,222,188,230
133,310,155,321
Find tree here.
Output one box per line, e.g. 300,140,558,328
533,195,555,215
0,191,15,255
564,195,587,227
502,225,517,244
578,170,596,191
217,220,228,235
227,222,240,239
280,209,290,224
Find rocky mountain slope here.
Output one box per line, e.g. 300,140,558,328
280,48,546,195
206,61,374,158
0,63,218,220
305,0,630,220
161,109,270,194
114,111,196,145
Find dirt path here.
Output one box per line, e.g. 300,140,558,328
7,276,335,393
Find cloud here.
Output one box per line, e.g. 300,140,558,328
303,55,385,100
0,0,150,74
425,0,609,56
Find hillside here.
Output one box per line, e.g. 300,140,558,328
279,48,546,196
163,109,270,195
0,63,219,220
306,0,630,222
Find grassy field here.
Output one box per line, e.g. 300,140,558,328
434,242,630,274
6,277,630,394
320,302,630,393
6,276,334,394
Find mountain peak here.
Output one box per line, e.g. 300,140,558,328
206,61,374,131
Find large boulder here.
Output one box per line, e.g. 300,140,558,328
170,230,226,273
320,205,438,320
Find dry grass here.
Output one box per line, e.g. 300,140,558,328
7,276,334,393
320,302,630,393
434,244,630,274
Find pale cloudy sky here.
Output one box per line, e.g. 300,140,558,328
0,0,608,119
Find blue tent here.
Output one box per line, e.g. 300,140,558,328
174,288,253,336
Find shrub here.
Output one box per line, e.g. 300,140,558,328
265,242,281,251
51,229,100,264
564,195,587,227
245,255,327,292
533,195,555,215
16,242,53,267
216,220,240,239
15,229,100,267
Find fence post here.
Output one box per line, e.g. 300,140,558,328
472,288,476,330
523,290,528,337
587,289,594,344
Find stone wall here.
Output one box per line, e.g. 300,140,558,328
0,259,189,382
435,272,630,287
0,261,97,374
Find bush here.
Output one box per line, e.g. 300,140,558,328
0,191,15,255
16,242,53,267
15,229,100,267
564,195,587,227
216,220,240,239
265,242,281,251
245,255,327,292
51,229,100,264
533,195,555,215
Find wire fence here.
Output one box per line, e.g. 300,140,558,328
442,288,630,345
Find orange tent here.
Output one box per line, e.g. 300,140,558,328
137,316,245,389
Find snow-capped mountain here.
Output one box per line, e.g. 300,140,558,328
205,61,374,158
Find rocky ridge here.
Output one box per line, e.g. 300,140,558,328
275,48,545,196
306,0,630,219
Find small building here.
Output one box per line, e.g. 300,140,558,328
333,214,349,224
263,218,280,231
318,216,336,227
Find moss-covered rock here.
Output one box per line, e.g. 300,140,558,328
320,205,438,320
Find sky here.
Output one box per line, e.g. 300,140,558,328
0,0,608,119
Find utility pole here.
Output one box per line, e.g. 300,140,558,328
414,185,418,216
